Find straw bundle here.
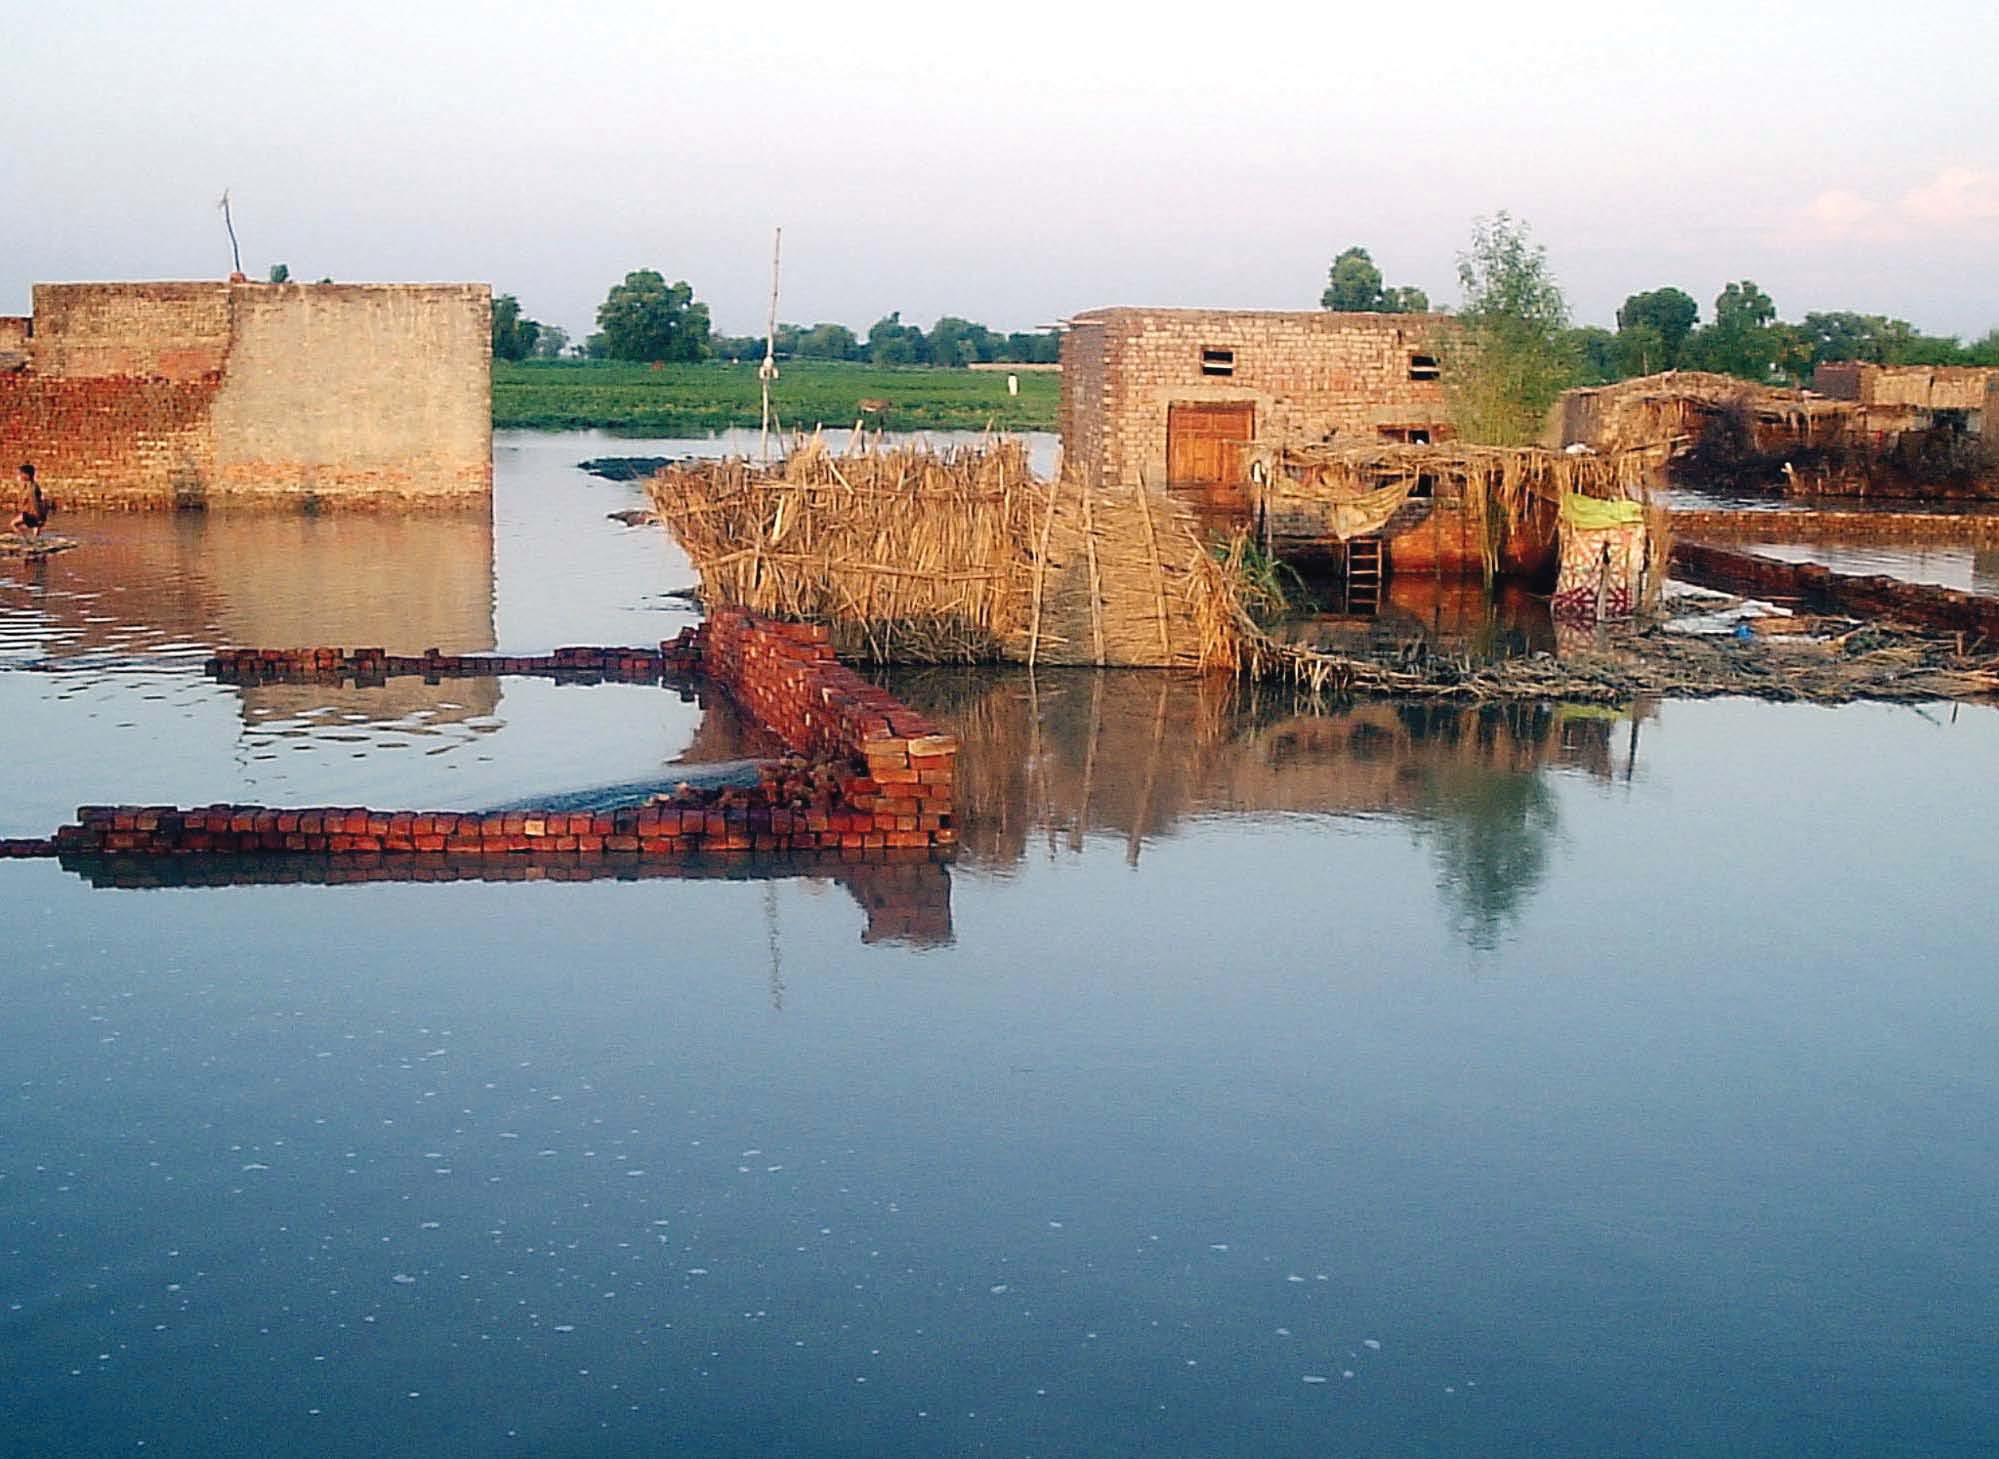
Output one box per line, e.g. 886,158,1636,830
648,438,1254,669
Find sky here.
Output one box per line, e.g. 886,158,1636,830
5,0,1998,341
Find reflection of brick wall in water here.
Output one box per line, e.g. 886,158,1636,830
52,851,954,948
10,506,501,728
1,281,490,507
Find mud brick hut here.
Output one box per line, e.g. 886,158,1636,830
1811,362,1998,427
0,279,492,508
1555,369,1996,498
1058,308,1455,493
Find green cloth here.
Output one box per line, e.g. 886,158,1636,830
1560,493,1645,530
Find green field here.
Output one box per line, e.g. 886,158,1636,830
493,359,1059,434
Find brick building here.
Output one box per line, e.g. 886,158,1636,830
0,280,491,508
1812,362,1997,426
1058,308,1453,489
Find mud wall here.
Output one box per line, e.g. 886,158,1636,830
1814,362,1999,411
207,284,491,504
1062,308,1452,488
1,281,490,508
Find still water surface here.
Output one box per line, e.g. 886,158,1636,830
4,433,1998,1457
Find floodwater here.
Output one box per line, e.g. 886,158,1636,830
1747,539,1999,597
5,434,1999,1457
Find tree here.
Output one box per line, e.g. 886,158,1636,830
1439,212,1575,446
594,269,712,363
1613,287,1698,375
1001,330,1061,364
1321,245,1429,313
1682,280,1778,380
267,263,290,284
796,322,859,360
530,324,569,360
491,293,542,363
927,316,997,367
866,312,928,366
1565,326,1620,386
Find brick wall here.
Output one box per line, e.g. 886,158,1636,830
29,282,234,380
1811,362,1999,411
1061,308,1454,487
702,610,958,849
208,284,491,504
1672,541,1999,638
0,372,220,506
2,280,490,507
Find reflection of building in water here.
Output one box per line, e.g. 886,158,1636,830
6,505,502,728
889,667,1652,948
1272,578,1556,660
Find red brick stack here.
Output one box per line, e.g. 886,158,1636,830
699,609,958,850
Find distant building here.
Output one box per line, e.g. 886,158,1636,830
1058,308,1453,489
1812,362,1997,427
0,280,491,508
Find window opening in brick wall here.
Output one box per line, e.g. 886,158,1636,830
1200,347,1235,377
1411,474,1436,499
1408,353,1441,380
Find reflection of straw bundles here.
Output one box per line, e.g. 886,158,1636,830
649,438,1256,669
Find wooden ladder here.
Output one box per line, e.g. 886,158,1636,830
1343,536,1384,613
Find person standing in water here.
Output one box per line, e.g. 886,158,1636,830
12,463,50,540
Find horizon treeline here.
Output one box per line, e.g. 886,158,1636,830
1320,244,1999,389
493,271,1057,367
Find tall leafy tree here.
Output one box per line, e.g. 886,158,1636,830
1613,287,1698,375
796,323,859,360
927,317,997,367
866,312,929,366
1565,326,1620,385
1439,213,1575,446
1682,280,1778,380
491,293,542,362
594,270,712,363
1321,246,1429,313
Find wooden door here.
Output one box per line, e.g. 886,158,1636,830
1167,402,1256,487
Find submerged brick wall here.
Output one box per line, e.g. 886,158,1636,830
31,617,959,866
1062,308,1454,487
1672,541,1999,639
1,280,490,508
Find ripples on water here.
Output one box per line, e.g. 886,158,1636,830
5,433,1999,1459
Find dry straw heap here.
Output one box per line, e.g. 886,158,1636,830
648,437,1255,670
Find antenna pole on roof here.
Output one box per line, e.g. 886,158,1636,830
758,226,783,466
217,190,242,277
